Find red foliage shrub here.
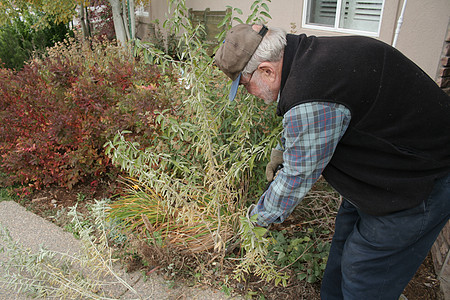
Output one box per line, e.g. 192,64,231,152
0,38,174,190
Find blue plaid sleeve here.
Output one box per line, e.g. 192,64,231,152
251,102,351,227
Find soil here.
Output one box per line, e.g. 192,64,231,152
17,181,445,300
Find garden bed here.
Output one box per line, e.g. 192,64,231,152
20,180,444,300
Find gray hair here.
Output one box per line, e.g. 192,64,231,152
242,26,287,75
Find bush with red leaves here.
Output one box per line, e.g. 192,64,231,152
0,38,175,191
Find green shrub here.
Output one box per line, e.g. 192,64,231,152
0,26,30,69
0,10,73,70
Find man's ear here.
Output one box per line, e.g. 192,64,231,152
257,62,277,82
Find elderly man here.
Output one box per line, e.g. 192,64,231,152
214,24,450,299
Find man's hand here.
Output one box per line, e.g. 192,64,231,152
265,149,284,182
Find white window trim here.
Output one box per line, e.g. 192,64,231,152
301,0,385,37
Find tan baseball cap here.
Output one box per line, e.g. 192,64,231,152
215,24,268,101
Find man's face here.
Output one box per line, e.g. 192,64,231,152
240,67,280,105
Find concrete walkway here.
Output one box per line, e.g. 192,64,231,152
0,200,238,300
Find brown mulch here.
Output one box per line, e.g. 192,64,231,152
16,182,445,300
404,254,444,300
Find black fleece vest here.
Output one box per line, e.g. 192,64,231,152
278,34,450,215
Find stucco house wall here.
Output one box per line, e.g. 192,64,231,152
146,0,450,79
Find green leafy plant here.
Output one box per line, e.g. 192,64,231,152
268,228,330,283
246,0,272,24
264,180,341,285
216,0,272,42
233,214,289,286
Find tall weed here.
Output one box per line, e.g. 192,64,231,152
0,200,140,298
105,0,287,285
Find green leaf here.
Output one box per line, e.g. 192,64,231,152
298,273,307,281
274,277,281,286
233,17,244,24
246,11,257,23
260,11,272,19
217,16,230,28
253,226,267,238
250,0,263,10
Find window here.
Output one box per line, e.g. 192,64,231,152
303,0,384,36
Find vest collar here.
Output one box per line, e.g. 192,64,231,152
277,34,308,116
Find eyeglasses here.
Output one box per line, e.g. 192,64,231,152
240,70,256,89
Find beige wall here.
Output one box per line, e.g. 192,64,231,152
393,0,450,79
149,0,450,78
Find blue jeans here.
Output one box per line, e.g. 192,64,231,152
321,172,450,300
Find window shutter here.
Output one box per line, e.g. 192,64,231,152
341,0,383,32
308,0,337,26
319,0,338,19
353,0,382,22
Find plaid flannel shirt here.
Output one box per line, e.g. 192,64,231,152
251,102,351,227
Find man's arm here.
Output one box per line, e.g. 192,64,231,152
251,102,351,227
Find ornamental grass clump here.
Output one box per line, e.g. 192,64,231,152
108,178,234,253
